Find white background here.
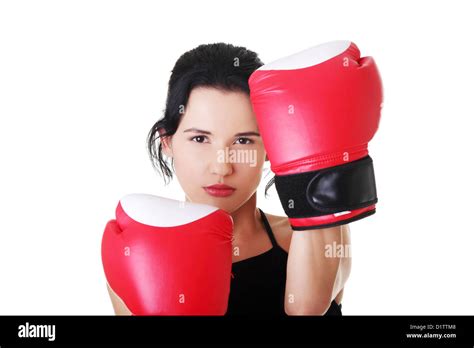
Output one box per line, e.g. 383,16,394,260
0,0,473,315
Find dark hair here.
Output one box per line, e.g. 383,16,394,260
147,42,275,195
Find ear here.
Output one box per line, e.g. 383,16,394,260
159,128,173,158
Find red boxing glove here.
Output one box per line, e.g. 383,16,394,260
249,40,383,230
101,193,233,315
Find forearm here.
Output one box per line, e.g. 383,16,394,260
285,225,350,315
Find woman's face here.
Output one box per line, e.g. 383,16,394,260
163,87,266,213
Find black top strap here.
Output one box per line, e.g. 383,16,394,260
258,208,279,249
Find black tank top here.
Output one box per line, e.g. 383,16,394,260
226,209,342,316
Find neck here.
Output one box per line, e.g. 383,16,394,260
230,193,261,238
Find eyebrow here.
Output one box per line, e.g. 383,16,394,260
183,127,260,137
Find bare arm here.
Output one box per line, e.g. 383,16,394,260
106,282,132,316
285,224,352,315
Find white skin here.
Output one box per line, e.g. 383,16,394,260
107,87,351,315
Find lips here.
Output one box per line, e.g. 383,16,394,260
203,184,236,197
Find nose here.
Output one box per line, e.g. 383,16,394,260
209,148,233,177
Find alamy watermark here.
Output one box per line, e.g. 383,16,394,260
217,147,257,167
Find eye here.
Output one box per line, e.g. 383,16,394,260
234,137,254,145
190,135,209,143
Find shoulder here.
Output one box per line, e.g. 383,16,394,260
261,212,293,252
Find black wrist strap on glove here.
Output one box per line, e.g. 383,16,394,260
274,155,378,220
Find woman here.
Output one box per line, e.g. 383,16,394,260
106,43,350,316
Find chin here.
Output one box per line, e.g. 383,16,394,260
206,199,236,214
